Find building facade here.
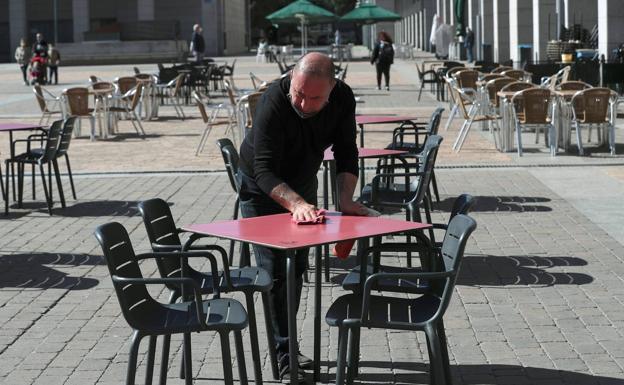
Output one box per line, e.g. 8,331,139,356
392,0,623,64
0,0,250,63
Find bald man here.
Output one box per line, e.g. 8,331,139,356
238,52,368,382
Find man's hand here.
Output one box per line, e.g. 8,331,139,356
292,201,319,222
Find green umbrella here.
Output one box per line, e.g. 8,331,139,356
266,0,337,55
340,2,401,24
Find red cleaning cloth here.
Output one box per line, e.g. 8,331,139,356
292,209,326,225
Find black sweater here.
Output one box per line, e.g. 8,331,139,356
239,75,358,199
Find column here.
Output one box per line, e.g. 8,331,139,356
493,0,509,63
598,0,624,59
482,0,493,61
533,0,557,62
8,0,27,57
509,0,532,66
137,0,155,21
72,0,89,43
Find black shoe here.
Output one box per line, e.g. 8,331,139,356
385,86,390,91
376,86,381,90
298,351,313,369
279,353,306,383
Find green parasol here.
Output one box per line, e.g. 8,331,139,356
339,2,401,24
454,0,465,37
266,0,337,55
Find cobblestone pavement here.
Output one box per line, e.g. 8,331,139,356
0,54,624,385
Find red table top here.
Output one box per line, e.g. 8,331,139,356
0,123,43,132
323,147,407,161
355,115,418,125
183,212,430,250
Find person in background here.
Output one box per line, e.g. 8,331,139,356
48,43,61,85
189,24,205,63
334,29,341,46
370,31,394,91
465,27,475,63
15,38,31,86
33,33,48,58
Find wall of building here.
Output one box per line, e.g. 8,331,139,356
223,0,248,55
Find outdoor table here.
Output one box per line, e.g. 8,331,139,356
183,212,431,385
320,147,408,281
89,87,115,139
355,115,417,190
0,123,46,202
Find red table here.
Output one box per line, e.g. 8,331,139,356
183,212,431,384
0,123,45,203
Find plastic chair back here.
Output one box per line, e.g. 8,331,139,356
38,119,63,162
449,194,476,219
94,222,158,330
56,116,77,157
438,214,478,295
216,138,241,194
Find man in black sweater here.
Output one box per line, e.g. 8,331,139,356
239,52,368,382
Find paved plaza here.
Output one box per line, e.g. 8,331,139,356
0,55,624,384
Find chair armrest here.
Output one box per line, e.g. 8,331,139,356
135,250,222,298
369,171,424,205
111,275,206,326
360,270,454,321
180,233,232,290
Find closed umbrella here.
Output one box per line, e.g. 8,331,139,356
454,0,466,37
266,0,337,55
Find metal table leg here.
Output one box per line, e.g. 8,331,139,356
286,251,298,385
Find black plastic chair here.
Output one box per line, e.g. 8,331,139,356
342,193,475,293
137,198,278,383
416,63,441,101
95,221,249,385
27,117,78,202
326,214,477,385
5,119,64,215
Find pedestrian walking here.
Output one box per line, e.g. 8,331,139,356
48,43,61,85
14,38,31,85
370,31,394,91
189,24,205,63
465,27,475,63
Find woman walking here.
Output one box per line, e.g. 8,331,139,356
14,39,31,86
371,31,395,91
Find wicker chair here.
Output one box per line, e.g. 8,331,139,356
501,69,528,81
491,66,513,74
511,88,556,156
63,87,96,140
570,88,617,155
193,91,228,155
33,85,63,124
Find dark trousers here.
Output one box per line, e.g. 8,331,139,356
238,173,317,355
48,66,58,84
376,63,391,88
19,65,28,84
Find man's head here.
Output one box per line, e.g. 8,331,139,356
288,52,336,119
36,33,43,42
193,24,202,33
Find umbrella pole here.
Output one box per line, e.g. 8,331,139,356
301,19,305,56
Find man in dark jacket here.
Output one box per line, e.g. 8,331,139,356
190,24,205,62
238,52,369,382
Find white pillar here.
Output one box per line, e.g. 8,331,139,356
9,0,27,58
598,0,624,59
72,0,89,43
137,0,155,21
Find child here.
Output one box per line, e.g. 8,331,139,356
29,54,46,85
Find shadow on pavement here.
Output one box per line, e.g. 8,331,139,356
436,195,553,212
459,254,593,286
0,252,102,290
322,362,624,384
49,200,142,217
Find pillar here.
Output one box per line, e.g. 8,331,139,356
9,0,27,58
137,0,155,21
493,0,509,63
598,0,624,59
509,0,532,66
72,0,89,43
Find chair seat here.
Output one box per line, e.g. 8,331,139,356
188,266,272,294
360,183,414,206
326,293,440,329
342,264,430,293
143,297,248,334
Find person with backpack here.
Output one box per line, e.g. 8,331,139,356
371,31,395,91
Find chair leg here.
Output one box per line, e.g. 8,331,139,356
31,164,35,200
430,170,440,203
346,325,360,384
418,82,424,101
65,155,77,200
18,163,24,209
609,124,616,155
234,331,249,385
181,333,192,384
52,160,66,209
4,161,10,214
335,326,349,385
39,164,53,215
576,122,584,155
219,332,234,385
261,292,279,380
444,104,458,131
145,335,157,385
0,162,5,205
159,334,171,385
515,120,523,157
244,293,263,385
425,324,448,385
127,330,143,385
437,321,453,385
